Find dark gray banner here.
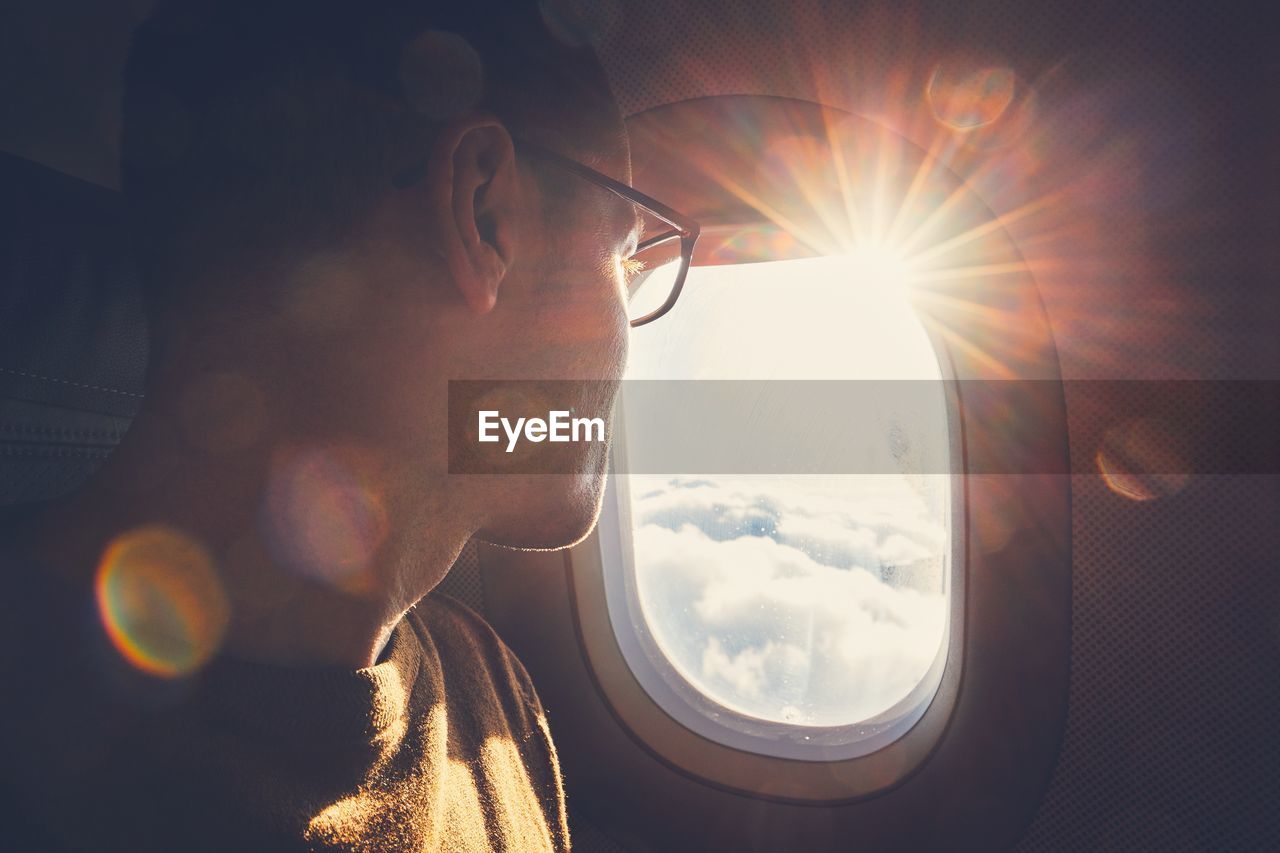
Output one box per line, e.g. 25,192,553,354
447,380,1279,475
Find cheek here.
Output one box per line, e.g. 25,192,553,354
554,287,628,380
524,265,629,375
508,204,631,377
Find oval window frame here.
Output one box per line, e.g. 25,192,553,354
569,348,965,796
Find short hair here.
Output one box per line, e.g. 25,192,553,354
122,0,622,320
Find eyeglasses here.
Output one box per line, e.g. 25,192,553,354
517,141,699,327
394,139,700,327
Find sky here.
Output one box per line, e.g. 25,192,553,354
613,255,952,727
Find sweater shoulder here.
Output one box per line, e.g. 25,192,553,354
407,592,545,722
407,593,569,851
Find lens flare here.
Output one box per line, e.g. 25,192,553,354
958,83,1038,151
95,526,230,678
263,446,389,593
614,1,1213,381
926,61,1016,131
1096,418,1191,501
704,224,804,265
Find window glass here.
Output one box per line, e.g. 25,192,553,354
614,252,951,728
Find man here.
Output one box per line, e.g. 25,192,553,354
0,0,668,849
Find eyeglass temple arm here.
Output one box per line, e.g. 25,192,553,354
515,140,700,238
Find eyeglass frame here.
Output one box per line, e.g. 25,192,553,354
393,137,700,327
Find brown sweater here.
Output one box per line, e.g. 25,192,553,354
0,552,570,852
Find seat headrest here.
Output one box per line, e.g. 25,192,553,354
1,152,148,504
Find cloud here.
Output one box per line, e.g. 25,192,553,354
625,475,949,726
631,475,946,573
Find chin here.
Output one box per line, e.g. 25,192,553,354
477,458,610,552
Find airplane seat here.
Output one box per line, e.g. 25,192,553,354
0,148,497,602
0,150,628,850
0,152,146,505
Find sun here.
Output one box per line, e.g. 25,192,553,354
840,243,914,299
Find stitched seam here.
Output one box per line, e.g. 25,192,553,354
1,438,120,449
0,424,127,440
0,367,145,398
1,446,112,459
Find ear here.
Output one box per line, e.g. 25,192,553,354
425,118,519,315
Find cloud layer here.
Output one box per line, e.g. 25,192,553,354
627,475,948,726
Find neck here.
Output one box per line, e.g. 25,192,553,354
31,393,470,670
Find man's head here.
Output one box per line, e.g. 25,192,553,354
121,0,638,592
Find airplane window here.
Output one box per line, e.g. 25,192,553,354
603,247,953,748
